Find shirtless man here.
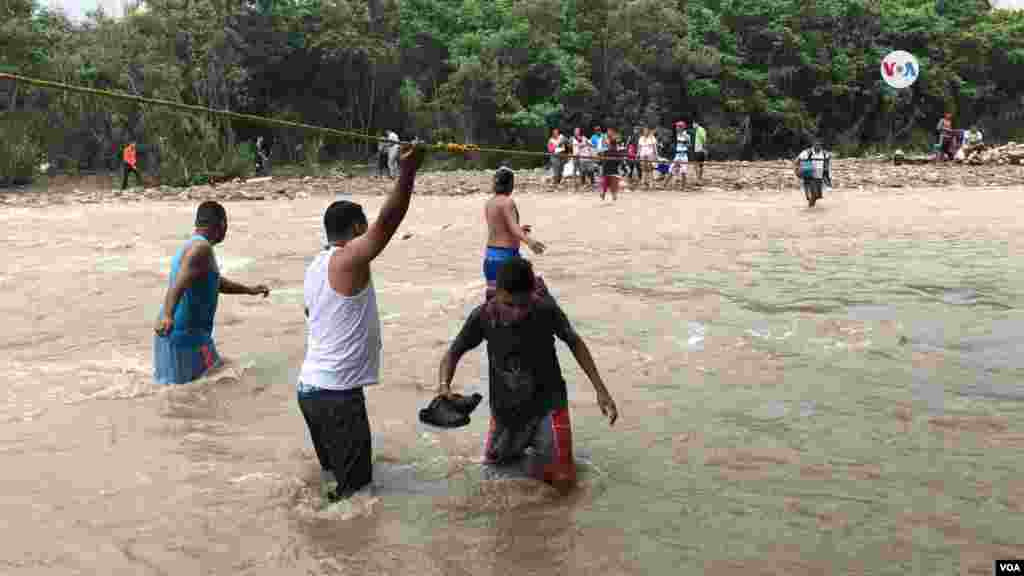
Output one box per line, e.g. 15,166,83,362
483,166,546,301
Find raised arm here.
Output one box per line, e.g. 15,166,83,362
340,143,425,266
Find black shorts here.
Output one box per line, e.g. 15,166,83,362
298,385,372,497
692,150,706,163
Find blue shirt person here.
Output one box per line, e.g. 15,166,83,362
153,201,270,384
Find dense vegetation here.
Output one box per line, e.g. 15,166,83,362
2,0,1024,186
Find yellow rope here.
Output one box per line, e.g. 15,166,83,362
0,72,715,166
0,72,400,146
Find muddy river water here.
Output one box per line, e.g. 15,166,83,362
2,181,1023,575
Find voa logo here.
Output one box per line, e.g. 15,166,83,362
997,560,1023,574
880,50,920,89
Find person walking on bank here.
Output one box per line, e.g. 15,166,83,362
122,141,142,190
691,120,707,184
255,136,271,176
936,113,956,162
794,139,832,208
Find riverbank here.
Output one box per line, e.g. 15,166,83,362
3,158,1023,208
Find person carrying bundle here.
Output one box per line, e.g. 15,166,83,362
794,139,832,208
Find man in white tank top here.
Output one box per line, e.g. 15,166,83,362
298,142,425,501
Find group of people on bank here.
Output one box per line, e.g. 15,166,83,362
545,120,709,195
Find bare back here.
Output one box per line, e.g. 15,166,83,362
485,194,520,249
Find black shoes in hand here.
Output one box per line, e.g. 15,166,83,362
419,393,484,428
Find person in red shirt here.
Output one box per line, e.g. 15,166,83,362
936,113,956,161
599,128,624,201
547,128,567,188
122,142,141,190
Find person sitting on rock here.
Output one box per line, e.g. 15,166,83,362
962,125,984,158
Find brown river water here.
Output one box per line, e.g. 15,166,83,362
2,180,1023,574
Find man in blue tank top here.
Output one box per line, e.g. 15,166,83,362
153,201,270,384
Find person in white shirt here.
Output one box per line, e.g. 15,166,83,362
573,127,596,190
637,126,658,188
962,125,984,157
665,120,690,190
547,128,568,187
386,131,400,178
298,142,425,501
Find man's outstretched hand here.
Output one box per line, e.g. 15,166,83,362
597,390,618,426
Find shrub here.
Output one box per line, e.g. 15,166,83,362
0,112,43,187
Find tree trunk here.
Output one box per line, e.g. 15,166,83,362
839,110,868,144
8,79,17,112
602,24,609,115
892,111,920,140
367,0,382,33
367,63,377,157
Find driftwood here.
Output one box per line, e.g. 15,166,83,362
892,151,932,166
893,142,1024,167
964,142,1024,165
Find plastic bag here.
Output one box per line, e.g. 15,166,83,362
799,159,815,179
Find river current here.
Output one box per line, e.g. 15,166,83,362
2,183,1022,574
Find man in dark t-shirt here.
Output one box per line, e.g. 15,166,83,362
438,257,618,492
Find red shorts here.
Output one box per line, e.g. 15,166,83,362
483,408,576,486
